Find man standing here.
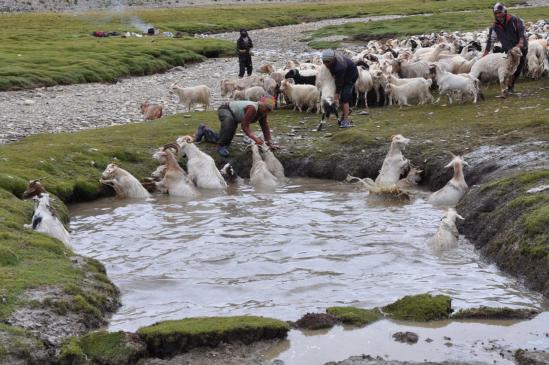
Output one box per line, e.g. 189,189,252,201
483,2,528,93
195,96,278,157
237,29,253,78
321,49,359,128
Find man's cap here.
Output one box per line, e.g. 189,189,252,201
259,96,275,111
493,2,506,13
321,49,336,62
240,28,248,32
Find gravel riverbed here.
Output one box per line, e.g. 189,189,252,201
0,15,401,144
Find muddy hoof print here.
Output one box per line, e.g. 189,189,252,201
392,331,419,344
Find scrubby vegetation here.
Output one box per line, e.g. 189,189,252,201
306,6,549,48
452,306,540,320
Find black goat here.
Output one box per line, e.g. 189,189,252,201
284,69,316,85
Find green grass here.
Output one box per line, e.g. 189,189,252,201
382,294,452,321
0,0,523,90
138,316,289,357
307,6,549,46
326,306,382,326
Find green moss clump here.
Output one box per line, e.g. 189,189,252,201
138,316,289,358
451,306,540,320
523,205,549,236
382,294,452,321
326,307,382,326
59,337,86,365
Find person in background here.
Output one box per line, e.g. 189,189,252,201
321,49,359,128
194,96,278,157
237,29,253,78
483,2,528,93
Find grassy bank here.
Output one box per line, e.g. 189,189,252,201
306,6,549,47
0,0,521,91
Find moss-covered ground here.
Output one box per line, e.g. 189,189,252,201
326,307,382,326
305,6,549,48
382,294,452,321
0,0,521,91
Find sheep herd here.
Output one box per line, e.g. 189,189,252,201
144,20,549,125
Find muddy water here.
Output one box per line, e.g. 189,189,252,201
69,179,545,332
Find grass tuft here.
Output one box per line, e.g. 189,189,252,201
326,306,382,326
382,294,452,321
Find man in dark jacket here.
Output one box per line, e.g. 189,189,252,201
237,29,253,78
483,2,528,92
321,49,359,128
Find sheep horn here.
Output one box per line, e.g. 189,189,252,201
163,142,180,153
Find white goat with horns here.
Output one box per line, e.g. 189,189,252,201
100,160,151,199
428,153,469,207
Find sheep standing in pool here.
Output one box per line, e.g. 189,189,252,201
176,135,227,190
156,143,199,198
427,208,464,250
260,144,286,182
375,134,411,186
100,162,150,199
250,143,278,188
428,154,469,207
23,179,71,247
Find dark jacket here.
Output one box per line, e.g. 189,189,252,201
236,36,253,57
327,53,359,94
485,14,528,52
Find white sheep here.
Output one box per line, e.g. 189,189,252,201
428,154,469,207
233,86,268,101
260,144,286,181
469,47,522,97
22,180,71,247
171,84,211,111
100,162,150,199
415,43,452,62
386,74,433,105
280,79,320,113
27,193,72,247
375,134,410,186
385,80,433,106
429,63,479,104
156,143,199,198
176,135,227,190
315,64,338,130
391,59,431,79
354,67,374,109
427,208,464,250
250,144,278,188
525,41,545,79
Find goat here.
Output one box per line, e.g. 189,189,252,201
525,41,545,79
171,84,211,111
100,162,150,199
429,63,479,104
315,64,338,131
469,47,522,98
284,69,317,85
280,79,319,113
428,154,469,207
375,134,411,186
354,66,374,109
250,144,278,188
385,80,433,106
220,163,243,185
258,64,275,74
176,135,227,190
232,86,268,101
391,59,431,79
260,144,286,181
156,143,199,198
23,179,71,247
140,101,163,121
427,208,464,250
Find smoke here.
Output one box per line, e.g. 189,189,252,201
129,15,153,33
72,0,153,33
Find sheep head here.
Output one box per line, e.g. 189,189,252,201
101,163,119,181
23,178,46,199
444,154,469,169
140,101,149,113
176,135,194,146
163,143,180,154
391,134,410,148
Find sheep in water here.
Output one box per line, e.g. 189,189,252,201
375,134,411,186
220,163,243,185
260,144,286,181
176,135,227,190
23,179,71,247
250,144,278,188
100,160,150,199
427,208,464,250
155,143,199,198
428,154,469,208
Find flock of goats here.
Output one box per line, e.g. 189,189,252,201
141,20,549,131
20,21,549,261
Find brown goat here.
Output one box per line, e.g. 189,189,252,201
140,102,163,121
23,178,46,199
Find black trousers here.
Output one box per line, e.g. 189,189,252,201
239,55,252,78
218,107,238,147
510,47,528,90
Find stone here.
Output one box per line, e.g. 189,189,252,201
392,331,419,344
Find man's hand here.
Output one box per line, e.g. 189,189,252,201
267,141,281,150
254,138,264,145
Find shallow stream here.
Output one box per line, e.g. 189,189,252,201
69,178,545,335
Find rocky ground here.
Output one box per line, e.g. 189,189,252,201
0,14,400,144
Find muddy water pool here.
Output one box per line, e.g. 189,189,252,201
69,178,545,332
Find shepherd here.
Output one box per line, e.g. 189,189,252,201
483,2,528,93
237,29,253,78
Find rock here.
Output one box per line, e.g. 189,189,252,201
392,331,419,344
294,312,339,330
451,306,540,320
23,99,35,105
515,349,549,365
